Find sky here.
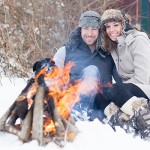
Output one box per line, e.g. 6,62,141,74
0,77,150,150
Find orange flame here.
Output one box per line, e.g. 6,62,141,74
43,118,56,135
26,61,99,134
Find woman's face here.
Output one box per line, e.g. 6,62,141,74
105,22,123,41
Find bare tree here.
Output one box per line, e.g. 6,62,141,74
0,0,132,78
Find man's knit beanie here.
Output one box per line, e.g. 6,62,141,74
78,11,101,28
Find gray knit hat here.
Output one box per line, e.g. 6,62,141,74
79,11,101,28
101,9,124,26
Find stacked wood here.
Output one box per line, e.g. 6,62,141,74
0,85,79,147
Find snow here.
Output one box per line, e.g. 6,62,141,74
0,78,150,150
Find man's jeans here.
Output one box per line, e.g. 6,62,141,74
71,65,105,121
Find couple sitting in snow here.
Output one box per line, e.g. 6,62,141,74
31,9,150,139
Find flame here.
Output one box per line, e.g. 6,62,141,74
44,62,81,118
26,61,99,134
43,118,56,135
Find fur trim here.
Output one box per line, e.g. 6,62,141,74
121,96,148,116
101,9,124,26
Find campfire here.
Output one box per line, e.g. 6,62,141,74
0,60,81,147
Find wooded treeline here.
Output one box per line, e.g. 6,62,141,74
0,0,136,78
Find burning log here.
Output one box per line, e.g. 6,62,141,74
19,108,33,142
47,96,65,137
0,78,35,129
16,78,35,120
32,86,45,145
61,117,79,142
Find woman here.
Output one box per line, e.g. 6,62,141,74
100,9,150,137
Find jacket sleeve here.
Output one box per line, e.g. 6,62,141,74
53,46,66,68
125,35,150,84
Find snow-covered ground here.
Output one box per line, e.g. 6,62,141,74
0,78,150,150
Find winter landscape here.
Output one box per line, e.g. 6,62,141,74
0,77,150,150
0,0,150,149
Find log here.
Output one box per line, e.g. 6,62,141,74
67,114,76,125
54,138,65,147
43,137,65,147
0,101,16,130
61,117,79,142
32,86,45,145
47,96,65,137
19,108,33,142
16,99,28,120
15,78,35,120
7,107,18,125
17,78,35,98
4,124,20,136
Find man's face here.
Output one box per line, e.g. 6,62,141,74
81,27,99,50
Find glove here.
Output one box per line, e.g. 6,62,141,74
32,58,55,73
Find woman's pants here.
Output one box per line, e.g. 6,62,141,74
98,82,149,111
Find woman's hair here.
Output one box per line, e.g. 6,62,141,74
100,9,134,53
101,28,117,53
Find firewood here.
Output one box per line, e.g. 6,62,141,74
67,114,76,125
47,96,65,137
16,99,28,120
0,77,79,147
61,117,79,142
15,78,35,120
0,101,16,130
43,137,65,147
0,79,35,130
7,107,18,125
32,86,45,145
43,136,54,144
4,124,20,136
54,138,65,147
17,78,35,99
19,108,33,142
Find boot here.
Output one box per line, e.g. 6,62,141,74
104,102,130,121
104,102,131,132
104,102,119,119
120,96,148,116
121,96,150,139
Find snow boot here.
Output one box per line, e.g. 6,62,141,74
121,96,150,139
104,102,131,132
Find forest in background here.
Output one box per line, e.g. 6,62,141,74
0,0,138,78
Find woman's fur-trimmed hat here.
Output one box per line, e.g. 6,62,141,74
101,9,124,26
100,9,133,53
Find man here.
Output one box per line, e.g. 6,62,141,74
15,11,118,123
52,11,116,121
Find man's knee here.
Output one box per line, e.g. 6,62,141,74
81,65,100,79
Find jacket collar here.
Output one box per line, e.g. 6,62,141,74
117,30,135,46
